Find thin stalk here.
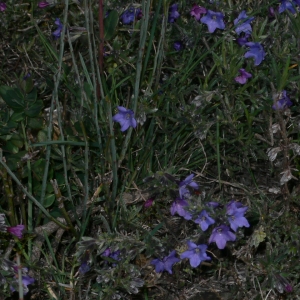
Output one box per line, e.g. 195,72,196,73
79,121,90,228
118,0,151,166
0,165,16,226
17,253,24,300
21,121,32,257
36,0,70,225
98,0,104,73
216,116,221,189
50,179,78,238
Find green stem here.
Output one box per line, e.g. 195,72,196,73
21,121,32,257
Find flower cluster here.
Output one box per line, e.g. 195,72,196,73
1,258,35,295
150,174,250,274
108,4,294,134
52,18,63,39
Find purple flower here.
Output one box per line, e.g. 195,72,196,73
235,69,252,84
269,7,276,17
79,261,90,274
180,241,211,268
200,10,225,33
102,248,111,257
272,90,293,110
209,225,236,249
120,7,142,25
112,106,137,132
194,210,215,231
173,41,183,51
168,4,180,23
179,174,199,199
0,2,6,11
190,4,206,21
236,33,250,46
279,0,297,14
52,18,63,39
23,73,31,80
151,250,180,274
274,273,293,293
144,198,154,208
226,201,248,215
7,225,25,239
170,198,192,220
38,1,50,8
244,42,266,66
110,250,121,261
10,274,35,295
101,248,121,266
228,211,250,232
234,11,254,35
206,201,220,209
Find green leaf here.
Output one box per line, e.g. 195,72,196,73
21,76,34,94
104,10,119,41
25,87,38,103
44,194,56,208
10,133,24,148
10,111,25,122
32,158,47,181
28,117,44,129
24,100,44,117
3,141,19,154
37,129,47,142
0,85,25,111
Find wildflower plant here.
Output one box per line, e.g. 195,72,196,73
0,0,300,298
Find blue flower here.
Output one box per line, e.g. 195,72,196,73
10,267,35,295
194,210,215,231
244,42,266,66
173,41,183,51
52,18,63,39
168,4,180,23
272,90,293,110
79,261,90,274
235,69,252,84
279,0,297,14
178,174,198,199
151,250,180,274
209,225,236,249
200,10,225,33
180,241,211,268
170,198,192,220
112,106,137,132
228,211,250,232
234,11,254,35
236,33,250,46
226,201,248,215
120,7,142,25
206,201,220,209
